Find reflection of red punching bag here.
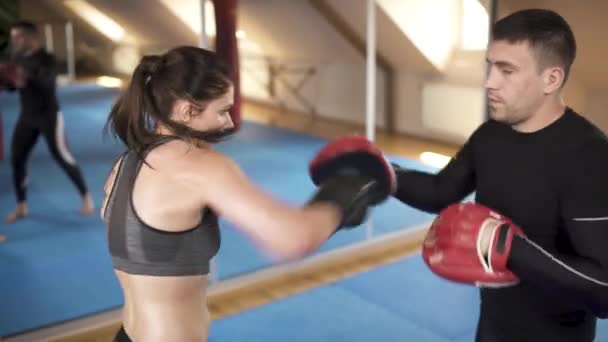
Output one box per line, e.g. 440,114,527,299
0,105,3,161
212,0,241,130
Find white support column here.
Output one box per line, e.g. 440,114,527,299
365,0,377,240
44,24,54,53
65,22,75,82
199,0,208,48
365,0,376,142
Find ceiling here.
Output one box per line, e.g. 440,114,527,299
22,0,607,94
323,0,440,74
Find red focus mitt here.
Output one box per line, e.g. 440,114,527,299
422,202,526,287
308,135,396,229
309,135,396,202
0,62,25,88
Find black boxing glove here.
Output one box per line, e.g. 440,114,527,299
308,135,396,230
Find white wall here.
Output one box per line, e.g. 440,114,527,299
235,0,489,146
393,69,426,138
562,76,587,113
240,56,388,128
390,68,485,144
239,55,272,103
237,0,484,146
239,45,486,146
421,82,486,142
238,0,393,128
316,64,387,127
582,91,608,133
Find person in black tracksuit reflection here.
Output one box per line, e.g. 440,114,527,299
4,21,93,224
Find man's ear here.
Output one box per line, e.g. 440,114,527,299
543,66,566,94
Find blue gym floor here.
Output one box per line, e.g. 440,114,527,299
209,254,608,342
2,84,607,340
0,84,434,336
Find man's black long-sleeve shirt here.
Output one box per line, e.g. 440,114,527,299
394,108,608,341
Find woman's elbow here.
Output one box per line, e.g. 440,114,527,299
263,236,317,262
264,222,330,262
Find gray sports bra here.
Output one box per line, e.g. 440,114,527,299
104,141,221,276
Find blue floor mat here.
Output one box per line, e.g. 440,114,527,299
211,255,608,342
0,84,438,336
209,281,450,342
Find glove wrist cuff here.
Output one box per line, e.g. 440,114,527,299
306,178,366,230
488,223,523,271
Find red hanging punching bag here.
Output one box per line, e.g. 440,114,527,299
212,0,241,131
0,104,3,161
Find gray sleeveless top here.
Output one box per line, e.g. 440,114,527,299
105,142,221,276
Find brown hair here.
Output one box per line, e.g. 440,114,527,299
492,9,576,85
105,46,234,155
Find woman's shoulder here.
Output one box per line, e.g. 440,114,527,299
150,140,240,182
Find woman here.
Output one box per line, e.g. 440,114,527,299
101,46,387,342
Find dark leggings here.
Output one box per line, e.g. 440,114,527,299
10,112,87,202
113,325,132,342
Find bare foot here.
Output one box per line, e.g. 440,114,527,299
4,203,28,224
0,235,6,243
81,193,95,216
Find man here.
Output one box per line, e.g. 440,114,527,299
391,9,608,342
3,21,93,224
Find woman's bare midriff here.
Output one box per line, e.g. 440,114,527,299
102,141,218,341
117,270,210,342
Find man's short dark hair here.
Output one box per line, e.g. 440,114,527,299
492,9,576,84
11,20,38,36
